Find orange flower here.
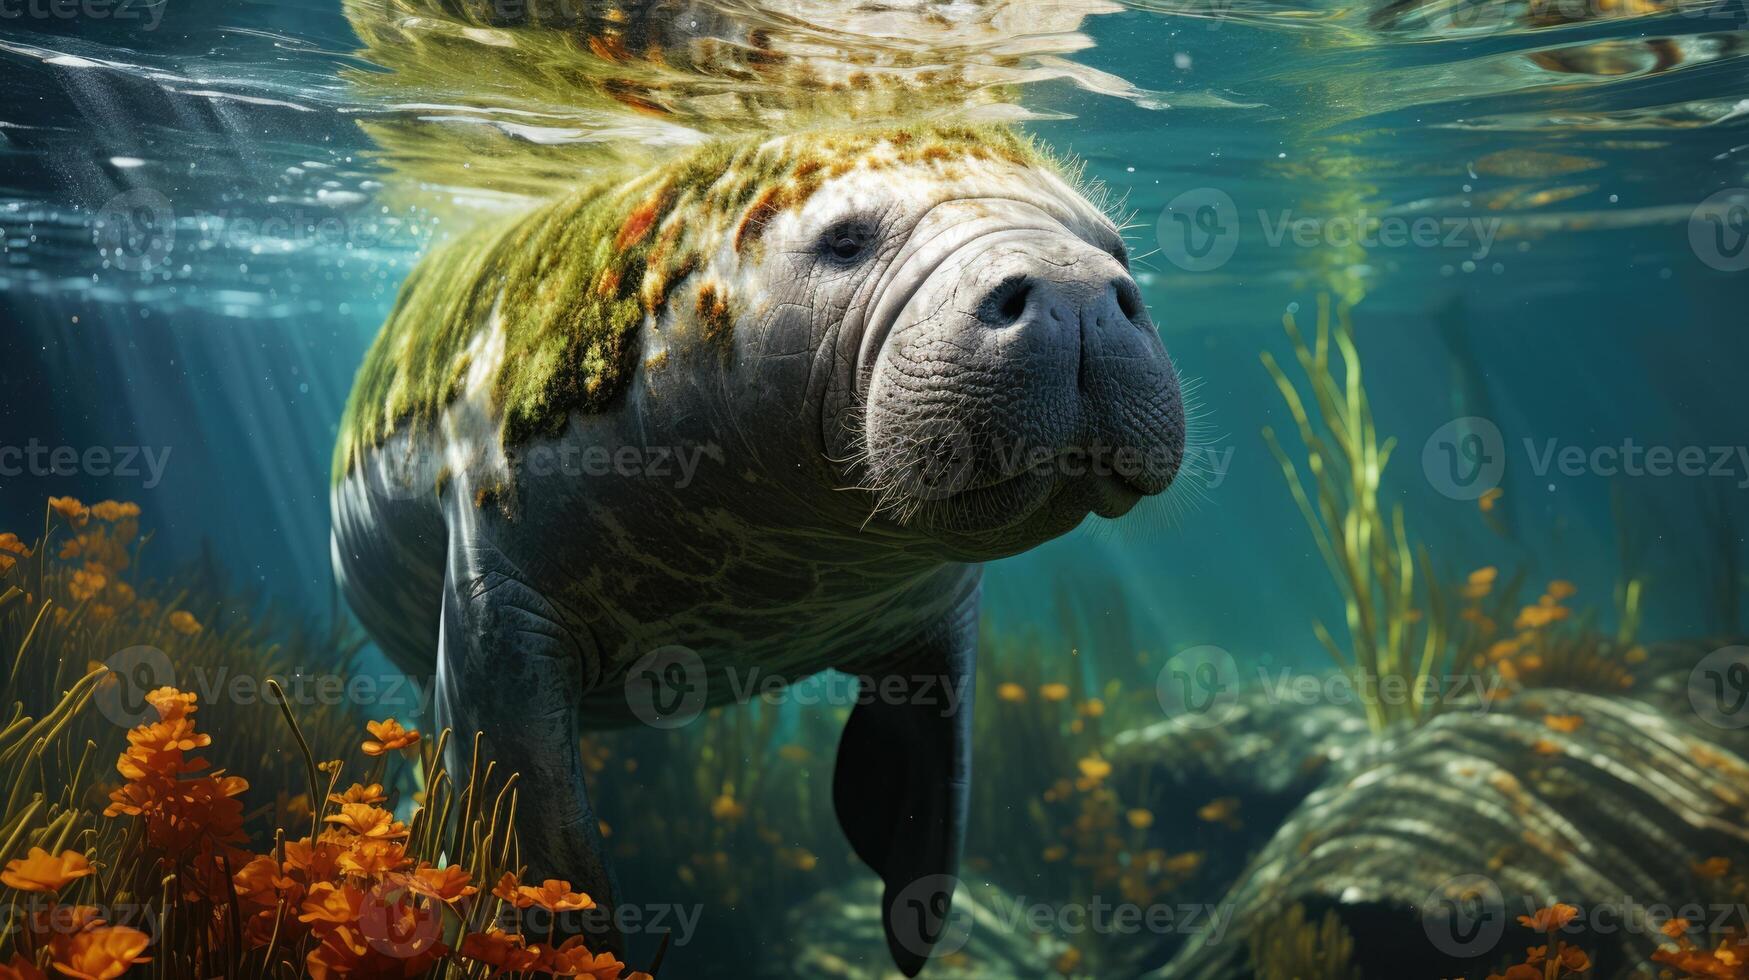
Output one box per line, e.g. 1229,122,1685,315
335,839,411,877
1039,683,1070,702
143,687,197,721
549,940,625,979
1198,797,1241,828
460,928,540,972
709,792,744,822
88,501,139,522
47,925,151,980
1486,966,1540,980
1662,917,1692,939
995,682,1026,703
1518,903,1579,933
1694,856,1732,879
2,848,95,894
1076,756,1112,781
68,566,107,602
324,803,409,840
409,864,477,904
361,718,419,756
232,855,289,905
327,783,387,806
1462,566,1499,599
518,879,595,913
167,610,202,635
0,533,31,575
1478,487,1503,512
1543,714,1584,733
298,882,365,928
1546,580,1577,600
49,497,89,528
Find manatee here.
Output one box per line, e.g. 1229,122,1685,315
330,122,1185,975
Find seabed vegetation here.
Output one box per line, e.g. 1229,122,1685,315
0,498,654,979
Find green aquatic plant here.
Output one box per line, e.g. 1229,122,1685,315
1261,296,1452,731
1246,902,1362,980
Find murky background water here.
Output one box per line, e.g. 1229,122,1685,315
2,0,1747,974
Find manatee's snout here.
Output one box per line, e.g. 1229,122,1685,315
963,241,1184,497
861,199,1184,551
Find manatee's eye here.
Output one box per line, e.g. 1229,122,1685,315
820,219,877,264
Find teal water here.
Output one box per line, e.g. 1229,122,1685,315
2,0,1747,975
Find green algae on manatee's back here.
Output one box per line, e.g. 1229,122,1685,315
332,123,1047,480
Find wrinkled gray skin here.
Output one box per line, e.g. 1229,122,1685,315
332,157,1185,975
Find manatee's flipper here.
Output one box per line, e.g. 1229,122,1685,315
434,527,621,951
833,589,979,978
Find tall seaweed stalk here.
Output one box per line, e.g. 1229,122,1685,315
1261,297,1450,730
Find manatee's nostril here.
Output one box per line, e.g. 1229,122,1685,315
1113,278,1144,323
980,274,1033,327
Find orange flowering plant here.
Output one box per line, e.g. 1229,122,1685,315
0,499,660,979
